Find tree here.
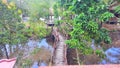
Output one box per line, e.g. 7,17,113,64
54,0,114,64
10,0,56,21
0,1,27,59
103,0,120,16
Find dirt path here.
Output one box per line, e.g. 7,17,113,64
53,27,67,66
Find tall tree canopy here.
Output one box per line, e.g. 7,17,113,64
0,0,51,59
0,1,28,58
54,0,114,55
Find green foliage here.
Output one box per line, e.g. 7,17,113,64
95,28,112,44
55,0,113,56
11,0,56,21
66,39,93,55
95,50,105,58
102,0,113,5
31,48,40,55
102,0,120,14
24,21,50,39
53,4,59,18
23,28,33,37
27,0,50,20
100,12,114,22
115,5,120,13
22,59,32,68
0,2,27,45
0,1,50,45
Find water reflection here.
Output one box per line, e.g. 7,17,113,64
91,39,96,50
27,39,54,52
101,47,120,64
38,39,54,52
32,62,39,68
28,38,53,67
32,61,47,68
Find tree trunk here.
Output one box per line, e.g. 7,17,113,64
99,22,103,29
76,48,80,65
0,49,3,59
3,45,9,59
9,45,12,55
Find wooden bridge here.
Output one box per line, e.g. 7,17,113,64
45,18,67,66
51,27,67,66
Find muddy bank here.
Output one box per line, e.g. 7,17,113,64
109,31,120,47
101,24,120,48
67,48,101,65
99,31,120,50
67,48,78,65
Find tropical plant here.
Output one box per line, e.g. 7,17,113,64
0,1,27,58
54,0,114,64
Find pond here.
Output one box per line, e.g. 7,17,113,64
6,38,54,68
3,37,120,67
31,39,54,68
101,47,120,64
